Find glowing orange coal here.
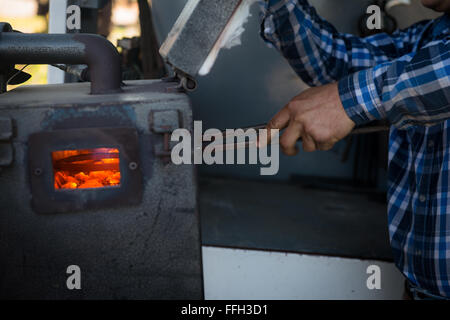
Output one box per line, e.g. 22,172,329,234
52,148,121,190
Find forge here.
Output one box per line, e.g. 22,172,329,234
0,22,203,299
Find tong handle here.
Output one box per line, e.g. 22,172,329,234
203,124,390,151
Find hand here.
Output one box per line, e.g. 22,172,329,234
267,83,356,155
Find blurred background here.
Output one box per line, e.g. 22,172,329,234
0,0,141,89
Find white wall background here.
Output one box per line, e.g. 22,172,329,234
202,246,405,300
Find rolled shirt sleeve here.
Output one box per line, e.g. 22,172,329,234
258,0,431,87
339,39,450,129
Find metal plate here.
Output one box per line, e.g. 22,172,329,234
199,177,393,261
28,127,142,214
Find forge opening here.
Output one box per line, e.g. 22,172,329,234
52,148,121,190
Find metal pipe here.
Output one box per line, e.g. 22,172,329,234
0,33,121,94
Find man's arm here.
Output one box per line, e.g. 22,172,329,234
339,39,450,129
260,0,431,86
267,39,450,154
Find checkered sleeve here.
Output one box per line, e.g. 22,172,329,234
339,39,450,128
259,0,430,86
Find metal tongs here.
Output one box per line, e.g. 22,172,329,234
202,124,390,151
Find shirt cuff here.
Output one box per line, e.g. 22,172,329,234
338,68,386,126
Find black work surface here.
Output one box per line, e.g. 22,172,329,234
199,177,393,261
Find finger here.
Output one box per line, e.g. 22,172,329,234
317,142,335,151
301,134,317,152
268,105,291,130
262,105,291,147
280,121,303,156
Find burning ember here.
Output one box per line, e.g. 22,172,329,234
52,148,121,190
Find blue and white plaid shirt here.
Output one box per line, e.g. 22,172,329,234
259,0,450,297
